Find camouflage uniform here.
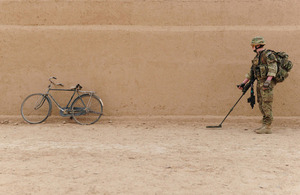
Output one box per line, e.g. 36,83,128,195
246,50,278,126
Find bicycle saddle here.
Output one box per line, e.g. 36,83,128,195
70,84,82,90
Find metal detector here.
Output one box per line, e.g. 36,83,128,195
206,92,246,128
206,82,254,129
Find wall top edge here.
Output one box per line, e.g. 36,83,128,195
1,25,300,32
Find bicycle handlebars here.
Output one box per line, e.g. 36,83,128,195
49,77,64,87
48,77,83,90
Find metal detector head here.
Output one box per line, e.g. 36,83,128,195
206,124,222,128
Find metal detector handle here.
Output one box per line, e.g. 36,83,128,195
242,82,251,94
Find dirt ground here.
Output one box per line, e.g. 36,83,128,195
0,116,299,195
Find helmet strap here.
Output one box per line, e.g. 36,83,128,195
253,45,264,53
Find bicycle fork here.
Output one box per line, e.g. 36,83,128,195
34,95,47,110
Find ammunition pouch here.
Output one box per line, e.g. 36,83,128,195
254,64,268,80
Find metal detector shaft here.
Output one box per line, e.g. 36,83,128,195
206,89,248,128
218,92,245,126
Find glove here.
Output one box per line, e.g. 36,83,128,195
237,83,245,89
263,80,271,90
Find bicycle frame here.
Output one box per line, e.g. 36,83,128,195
44,87,96,113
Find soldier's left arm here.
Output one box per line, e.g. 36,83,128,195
263,51,278,90
266,51,278,77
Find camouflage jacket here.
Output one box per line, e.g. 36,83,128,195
246,49,278,81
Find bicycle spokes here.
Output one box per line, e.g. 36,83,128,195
71,94,103,125
21,94,51,124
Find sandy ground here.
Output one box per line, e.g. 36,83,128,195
0,116,300,195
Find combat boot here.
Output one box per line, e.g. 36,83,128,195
254,125,264,131
254,125,272,134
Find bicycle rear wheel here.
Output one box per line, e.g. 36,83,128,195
71,94,103,125
21,93,52,124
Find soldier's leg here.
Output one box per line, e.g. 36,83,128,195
255,85,274,134
256,83,265,129
261,88,274,125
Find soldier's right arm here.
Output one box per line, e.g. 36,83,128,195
237,66,252,90
245,65,253,80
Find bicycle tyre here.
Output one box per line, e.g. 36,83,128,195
71,94,103,125
21,93,52,124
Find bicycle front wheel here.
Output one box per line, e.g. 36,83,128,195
21,93,52,124
71,94,103,125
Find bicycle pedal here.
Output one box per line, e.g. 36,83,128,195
59,108,72,117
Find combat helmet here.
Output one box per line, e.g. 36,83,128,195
251,36,266,46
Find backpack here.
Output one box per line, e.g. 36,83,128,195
270,50,293,83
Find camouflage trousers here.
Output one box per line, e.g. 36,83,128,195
256,80,276,126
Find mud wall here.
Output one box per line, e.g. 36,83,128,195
1,0,299,116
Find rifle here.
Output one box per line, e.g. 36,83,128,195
245,82,255,109
245,66,256,109
206,67,256,128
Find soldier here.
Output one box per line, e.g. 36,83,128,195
237,36,278,134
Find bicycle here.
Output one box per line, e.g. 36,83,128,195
21,77,104,125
